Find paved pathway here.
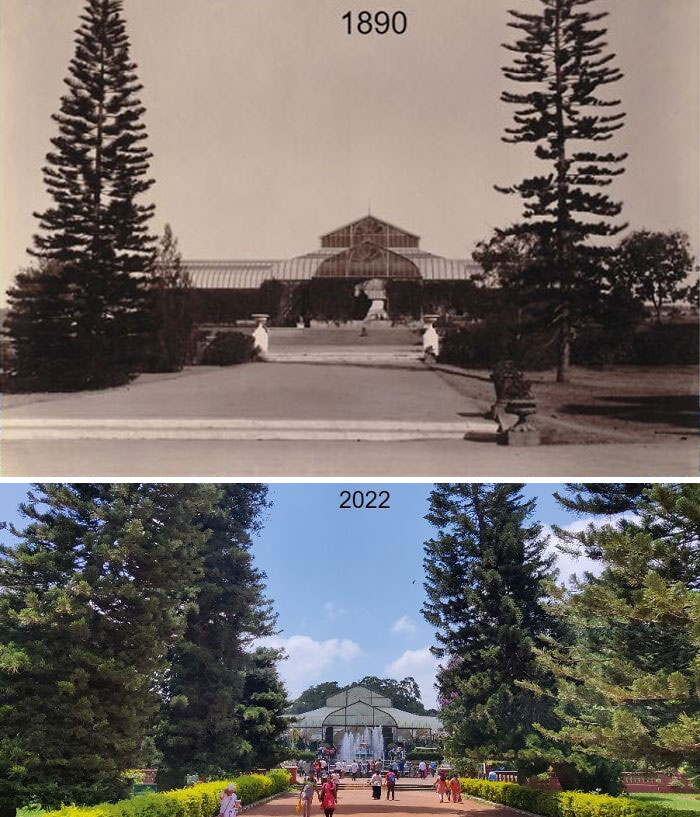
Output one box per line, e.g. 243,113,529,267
2,364,475,422
2,363,696,476
247,786,512,817
2,437,695,476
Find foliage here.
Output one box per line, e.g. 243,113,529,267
156,486,290,780
528,484,700,769
405,750,443,762
609,231,696,324
5,0,156,392
288,676,426,716
199,332,256,366
287,683,343,714
421,484,559,769
144,225,194,372
237,648,291,770
40,774,290,817
0,485,222,815
496,0,627,382
438,319,698,371
457,779,677,817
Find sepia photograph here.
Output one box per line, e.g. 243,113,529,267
1,0,698,476
0,481,698,817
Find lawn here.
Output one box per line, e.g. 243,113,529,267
434,364,697,445
629,793,700,812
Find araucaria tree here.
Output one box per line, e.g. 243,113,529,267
0,484,220,817
5,0,156,392
156,485,289,782
421,484,559,774
531,484,700,771
497,0,627,382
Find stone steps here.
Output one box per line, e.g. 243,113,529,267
265,349,424,366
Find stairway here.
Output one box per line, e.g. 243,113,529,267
265,348,424,366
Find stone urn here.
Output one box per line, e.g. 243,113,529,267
422,314,440,358
251,313,270,357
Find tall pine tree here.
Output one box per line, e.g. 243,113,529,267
497,0,627,382
531,484,700,769
421,484,558,773
0,484,220,817
156,485,287,783
5,0,156,392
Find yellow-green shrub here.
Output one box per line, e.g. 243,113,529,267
458,779,678,817
43,772,290,817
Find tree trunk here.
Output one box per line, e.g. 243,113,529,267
0,802,18,817
556,303,571,383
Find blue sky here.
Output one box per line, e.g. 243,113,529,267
0,483,605,708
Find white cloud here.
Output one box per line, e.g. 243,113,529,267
391,615,417,635
259,634,362,698
385,647,441,709
543,517,614,586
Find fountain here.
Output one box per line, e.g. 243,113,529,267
336,726,385,762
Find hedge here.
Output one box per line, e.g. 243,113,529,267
406,749,443,761
458,778,679,817
42,771,291,817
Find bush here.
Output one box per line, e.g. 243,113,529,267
41,772,291,817
199,332,256,366
406,749,443,761
458,778,676,817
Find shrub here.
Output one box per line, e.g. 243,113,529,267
406,749,443,761
41,772,290,817
199,332,256,366
458,778,676,817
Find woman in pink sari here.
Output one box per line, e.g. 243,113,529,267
319,777,337,817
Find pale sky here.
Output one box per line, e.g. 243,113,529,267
2,0,698,302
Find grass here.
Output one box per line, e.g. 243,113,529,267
628,793,700,812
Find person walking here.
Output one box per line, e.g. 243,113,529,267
435,774,449,803
319,778,337,817
430,760,438,778
369,770,383,800
385,768,397,800
350,761,359,781
299,777,316,817
449,775,462,804
219,785,241,817
418,760,427,780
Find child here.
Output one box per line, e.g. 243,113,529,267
435,774,449,803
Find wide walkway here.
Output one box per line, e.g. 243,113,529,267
247,786,513,817
2,363,696,476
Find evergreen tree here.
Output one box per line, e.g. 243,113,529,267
497,0,627,382
421,484,559,772
553,483,649,516
5,0,156,392
145,225,194,372
530,484,700,768
238,647,291,770
156,485,280,782
0,484,219,817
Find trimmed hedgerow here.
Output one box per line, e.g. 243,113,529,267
42,772,291,817
458,779,678,817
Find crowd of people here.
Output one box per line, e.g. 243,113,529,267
293,756,464,813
